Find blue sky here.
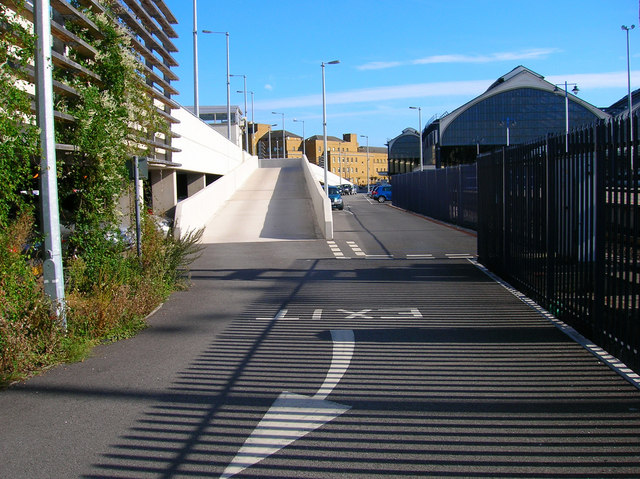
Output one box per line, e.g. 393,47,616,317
164,0,640,148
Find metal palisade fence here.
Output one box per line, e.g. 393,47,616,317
393,165,478,230
477,118,639,374
392,117,639,374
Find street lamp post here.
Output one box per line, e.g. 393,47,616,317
409,106,423,170
622,24,635,162
360,135,369,193
272,112,285,158
192,0,199,117
322,60,340,193
202,30,231,140
231,74,249,152
268,123,277,159
293,119,305,158
554,81,579,153
500,117,516,146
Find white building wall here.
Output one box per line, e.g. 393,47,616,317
171,106,249,175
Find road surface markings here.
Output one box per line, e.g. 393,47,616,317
406,253,435,259
445,253,475,259
346,240,366,256
220,329,354,478
327,240,347,259
256,309,298,321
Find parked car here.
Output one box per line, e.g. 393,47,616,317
327,186,344,210
371,184,392,203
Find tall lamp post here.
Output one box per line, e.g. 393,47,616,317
622,24,635,162
554,81,579,153
360,134,369,193
322,60,340,193
409,106,423,170
500,117,516,147
293,119,305,158
231,74,249,152
272,111,285,158
192,0,199,117
268,123,277,159
202,30,231,140
238,90,255,154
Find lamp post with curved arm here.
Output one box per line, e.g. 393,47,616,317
272,111,285,158
322,60,340,193
202,30,230,140
293,119,305,158
231,74,248,152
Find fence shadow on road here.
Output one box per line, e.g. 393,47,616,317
78,256,640,478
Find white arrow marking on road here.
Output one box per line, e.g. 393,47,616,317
219,329,354,479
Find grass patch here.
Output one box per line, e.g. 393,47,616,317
0,213,203,388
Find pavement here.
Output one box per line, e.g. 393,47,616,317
1,192,639,478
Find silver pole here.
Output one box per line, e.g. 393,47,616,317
360,134,369,193
225,32,231,140
564,82,569,153
294,119,305,158
322,63,328,192
250,91,254,155
35,0,65,326
623,25,635,162
321,60,339,193
232,75,249,152
134,156,142,258
410,106,423,170
193,0,199,117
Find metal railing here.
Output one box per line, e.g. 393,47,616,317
477,118,639,373
392,165,478,230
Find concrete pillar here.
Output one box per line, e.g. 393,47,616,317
150,169,177,216
187,173,206,197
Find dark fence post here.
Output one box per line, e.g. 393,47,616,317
593,121,606,343
545,135,556,307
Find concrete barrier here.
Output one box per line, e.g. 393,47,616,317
174,155,259,238
299,157,333,240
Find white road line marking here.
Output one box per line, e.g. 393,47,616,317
257,309,297,321
219,330,354,478
406,254,434,259
312,309,323,320
366,254,393,259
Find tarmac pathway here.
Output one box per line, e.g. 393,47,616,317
1,193,639,478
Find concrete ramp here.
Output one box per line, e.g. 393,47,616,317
201,161,321,243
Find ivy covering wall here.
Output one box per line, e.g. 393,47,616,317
0,0,198,386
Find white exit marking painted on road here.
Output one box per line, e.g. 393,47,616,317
312,309,323,320
219,330,354,478
256,309,298,321
379,308,423,319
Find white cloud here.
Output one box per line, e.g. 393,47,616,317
357,48,560,71
264,84,273,91
254,71,640,111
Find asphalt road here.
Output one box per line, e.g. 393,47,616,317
1,194,640,478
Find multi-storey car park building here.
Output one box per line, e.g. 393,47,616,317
1,0,184,214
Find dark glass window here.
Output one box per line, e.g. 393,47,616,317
441,88,601,146
389,133,419,160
